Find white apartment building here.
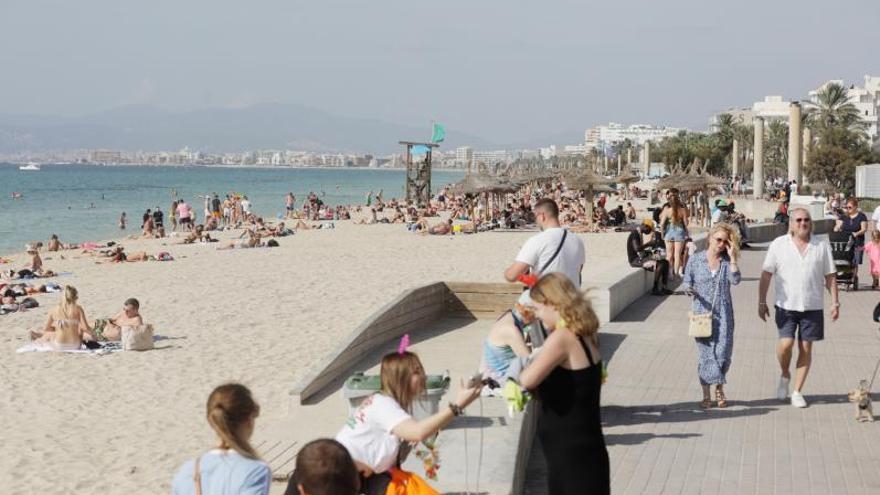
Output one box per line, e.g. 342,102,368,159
473,150,512,164
455,146,473,163
584,123,683,150
808,76,880,143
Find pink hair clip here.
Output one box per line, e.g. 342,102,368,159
398,334,410,355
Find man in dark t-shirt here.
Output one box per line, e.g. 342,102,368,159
152,207,164,229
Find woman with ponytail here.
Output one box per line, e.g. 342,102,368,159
172,383,270,495
518,273,609,495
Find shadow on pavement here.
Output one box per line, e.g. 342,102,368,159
605,432,701,446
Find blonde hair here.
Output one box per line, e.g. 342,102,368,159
206,383,261,460
380,351,425,413
530,273,599,340
59,285,79,321
871,229,880,244
709,223,741,262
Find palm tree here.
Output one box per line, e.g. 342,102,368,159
808,82,867,142
765,120,788,174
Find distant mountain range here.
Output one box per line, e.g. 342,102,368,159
0,103,509,154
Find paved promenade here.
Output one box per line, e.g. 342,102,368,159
527,243,880,495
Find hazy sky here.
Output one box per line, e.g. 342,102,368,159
2,0,878,143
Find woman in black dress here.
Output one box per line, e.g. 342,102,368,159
519,273,610,495
834,197,869,289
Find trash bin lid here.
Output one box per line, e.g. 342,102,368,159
344,373,449,391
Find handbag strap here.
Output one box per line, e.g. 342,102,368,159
707,262,724,312
538,229,568,275
193,455,202,495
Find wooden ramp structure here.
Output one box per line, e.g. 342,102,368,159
292,281,521,405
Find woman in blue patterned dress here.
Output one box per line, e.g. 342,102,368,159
682,223,742,409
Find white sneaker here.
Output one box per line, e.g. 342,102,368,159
791,391,808,408
776,376,790,400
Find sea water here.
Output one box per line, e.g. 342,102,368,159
0,164,463,254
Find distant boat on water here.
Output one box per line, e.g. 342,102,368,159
19,162,40,171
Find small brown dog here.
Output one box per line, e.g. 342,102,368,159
848,380,874,422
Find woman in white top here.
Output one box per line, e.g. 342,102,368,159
336,351,481,494
172,383,271,495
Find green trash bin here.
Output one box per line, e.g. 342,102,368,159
343,371,450,419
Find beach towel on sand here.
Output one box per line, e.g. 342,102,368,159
16,336,165,354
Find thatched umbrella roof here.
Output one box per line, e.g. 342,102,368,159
449,173,497,195
614,166,640,184
563,169,615,190
676,161,727,191
656,163,688,190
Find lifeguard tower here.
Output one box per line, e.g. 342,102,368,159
400,141,438,206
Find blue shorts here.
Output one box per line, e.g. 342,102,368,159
775,306,824,341
664,224,686,242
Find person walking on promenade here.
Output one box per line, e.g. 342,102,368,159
758,207,839,408
518,273,609,495
834,197,868,289
682,223,741,409
658,188,690,279
504,198,585,288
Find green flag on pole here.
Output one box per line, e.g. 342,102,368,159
431,122,446,143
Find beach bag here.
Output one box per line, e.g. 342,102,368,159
385,468,439,495
121,324,154,351
688,264,723,338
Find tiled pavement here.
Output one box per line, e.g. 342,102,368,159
527,244,880,495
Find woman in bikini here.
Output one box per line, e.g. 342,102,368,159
29,286,95,350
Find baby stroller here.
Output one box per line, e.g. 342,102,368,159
829,231,856,291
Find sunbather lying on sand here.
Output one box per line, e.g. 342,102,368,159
91,298,143,341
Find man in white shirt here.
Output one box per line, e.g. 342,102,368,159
504,198,585,287
503,199,585,346
758,207,839,408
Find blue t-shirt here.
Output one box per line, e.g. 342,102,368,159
172,450,270,495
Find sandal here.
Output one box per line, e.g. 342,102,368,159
700,397,712,409
715,388,728,408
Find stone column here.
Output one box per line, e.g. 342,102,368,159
642,141,651,177
732,139,740,178
788,102,802,184
603,154,608,173
617,154,622,174
627,148,632,165
802,127,811,186
753,118,764,199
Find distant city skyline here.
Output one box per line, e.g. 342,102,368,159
1,1,879,144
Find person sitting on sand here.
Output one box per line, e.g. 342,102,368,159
47,234,62,252
29,286,95,349
91,298,143,341
625,202,637,220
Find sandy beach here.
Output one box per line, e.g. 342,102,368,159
0,212,635,493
